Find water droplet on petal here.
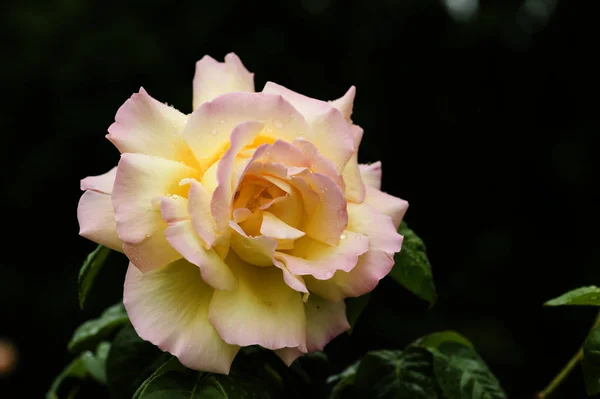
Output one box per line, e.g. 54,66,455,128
219,119,225,124
211,128,217,135
340,234,347,240
273,119,283,129
172,194,179,199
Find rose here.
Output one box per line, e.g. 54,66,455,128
77,53,408,373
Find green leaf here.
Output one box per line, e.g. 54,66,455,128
345,294,371,334
582,324,600,395
414,331,506,399
46,343,111,399
389,221,436,305
68,302,128,353
78,245,112,310
327,359,360,399
106,324,172,399
545,286,600,306
353,348,438,399
133,357,190,399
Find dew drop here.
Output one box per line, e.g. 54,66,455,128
273,119,283,129
211,128,217,135
219,119,225,124
340,234,347,240
172,194,180,199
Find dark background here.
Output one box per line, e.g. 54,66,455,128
1,0,598,397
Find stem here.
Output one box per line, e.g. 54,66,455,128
536,311,600,399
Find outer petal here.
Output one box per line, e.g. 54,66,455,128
182,92,310,172
347,202,403,254
106,88,197,167
304,295,350,352
186,179,218,247
364,186,409,229
80,167,117,194
342,125,366,203
275,295,349,365
192,53,254,110
77,191,123,252
275,232,369,280
229,219,277,267
306,250,396,302
329,86,356,122
124,260,239,373
358,161,382,190
208,252,307,351
112,153,198,244
263,82,355,172
122,234,181,273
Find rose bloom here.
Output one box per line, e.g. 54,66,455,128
77,53,408,373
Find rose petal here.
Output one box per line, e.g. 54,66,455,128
192,53,255,110
122,233,182,272
341,125,366,203
358,161,382,190
303,295,349,352
159,195,189,223
77,191,123,252
262,82,355,172
185,179,218,247
124,260,239,373
292,138,344,190
106,88,197,167
260,211,305,240
208,252,307,350
292,171,348,246
274,231,369,280
275,347,304,367
182,92,311,172
329,86,356,122
229,219,277,267
112,153,198,244
80,167,117,194
306,249,396,302
364,186,409,229
347,202,403,254
273,258,309,294
211,121,264,238
164,220,236,291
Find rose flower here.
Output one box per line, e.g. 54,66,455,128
77,53,408,373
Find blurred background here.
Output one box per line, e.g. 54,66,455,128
1,0,598,397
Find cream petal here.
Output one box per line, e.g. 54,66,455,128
124,260,239,373
192,53,255,110
329,86,356,122
122,233,182,273
304,295,350,352
358,161,382,190
208,252,307,350
364,186,409,229
106,88,197,167
80,167,117,194
77,191,123,252
342,125,366,203
347,202,403,254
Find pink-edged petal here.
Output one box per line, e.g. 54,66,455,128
364,186,409,229
347,202,403,254
342,125,366,203
211,121,264,236
273,258,309,294
182,92,310,171
229,219,277,267
263,83,355,173
254,139,310,168
260,211,305,240
80,167,117,194
164,220,236,291
358,161,382,190
124,260,239,373
275,347,304,367
329,86,356,122
112,153,198,244
208,252,307,351
292,138,344,190
304,295,350,352
306,250,396,302
106,88,197,167
292,171,348,246
274,231,369,280
192,53,255,110
123,233,182,273
185,179,218,247
77,191,123,252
